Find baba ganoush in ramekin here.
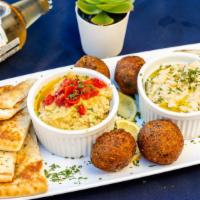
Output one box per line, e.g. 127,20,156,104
137,52,200,139
27,68,119,158
145,61,200,113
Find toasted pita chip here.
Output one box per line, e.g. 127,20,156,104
0,171,47,198
0,98,26,120
0,129,47,198
0,79,35,109
0,108,31,151
16,127,42,175
0,152,16,183
0,85,13,93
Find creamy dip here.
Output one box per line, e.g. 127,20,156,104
35,73,112,130
145,61,200,112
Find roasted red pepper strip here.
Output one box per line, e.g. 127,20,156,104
78,104,86,115
81,86,99,100
62,79,78,87
66,95,80,105
91,78,107,88
44,94,54,106
64,86,75,97
55,94,65,107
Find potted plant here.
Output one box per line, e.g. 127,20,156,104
75,0,134,58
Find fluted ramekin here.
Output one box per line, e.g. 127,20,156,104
27,67,119,158
137,52,200,139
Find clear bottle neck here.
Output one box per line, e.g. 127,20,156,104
13,0,52,28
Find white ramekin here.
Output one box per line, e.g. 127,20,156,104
27,67,119,158
137,52,200,139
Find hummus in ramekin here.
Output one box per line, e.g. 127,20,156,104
35,73,112,130
27,68,119,158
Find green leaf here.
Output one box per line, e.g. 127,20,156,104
84,0,102,4
97,2,133,13
99,0,131,3
77,0,102,15
91,12,114,25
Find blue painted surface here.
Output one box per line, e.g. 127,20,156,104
2,0,200,199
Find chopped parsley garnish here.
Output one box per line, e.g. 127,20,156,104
88,108,94,112
49,163,60,171
78,81,84,89
176,87,182,92
156,96,164,104
44,164,87,184
168,88,174,94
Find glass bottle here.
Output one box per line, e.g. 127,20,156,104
0,0,52,62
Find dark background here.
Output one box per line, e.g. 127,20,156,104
4,0,200,199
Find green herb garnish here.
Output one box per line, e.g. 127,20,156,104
44,164,87,184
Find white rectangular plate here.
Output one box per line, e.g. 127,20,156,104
3,43,200,200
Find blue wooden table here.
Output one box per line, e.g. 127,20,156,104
4,0,200,199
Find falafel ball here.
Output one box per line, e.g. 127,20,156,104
138,120,184,165
91,129,136,172
115,56,145,95
75,55,110,78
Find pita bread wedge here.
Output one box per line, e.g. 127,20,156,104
0,85,13,93
0,108,31,152
16,127,43,175
0,129,47,198
0,79,36,109
0,152,16,183
0,98,26,120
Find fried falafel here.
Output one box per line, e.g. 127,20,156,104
91,129,136,172
75,55,110,78
115,56,145,95
138,119,184,165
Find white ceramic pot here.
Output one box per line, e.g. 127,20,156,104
27,67,119,158
137,52,200,139
75,7,130,58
